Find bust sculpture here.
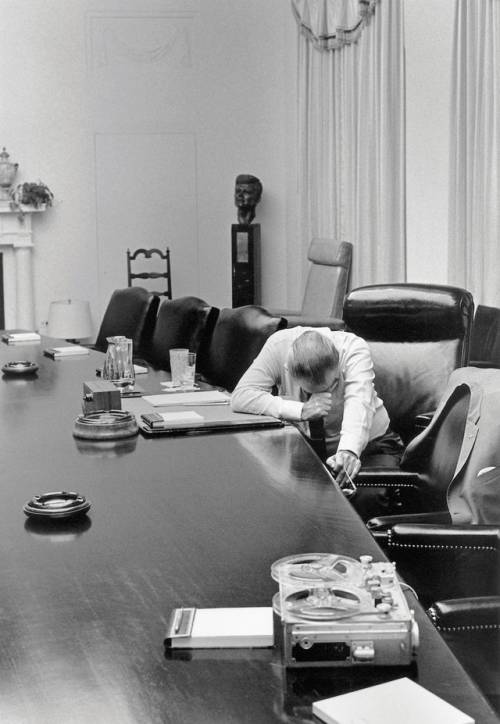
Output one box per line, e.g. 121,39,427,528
234,174,263,226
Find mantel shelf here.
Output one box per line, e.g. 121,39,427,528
0,201,47,215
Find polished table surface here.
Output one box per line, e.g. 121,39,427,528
0,338,497,723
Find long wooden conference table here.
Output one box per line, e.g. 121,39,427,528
0,337,497,724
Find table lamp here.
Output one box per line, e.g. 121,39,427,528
47,299,93,342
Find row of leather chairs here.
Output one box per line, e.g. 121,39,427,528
93,288,289,391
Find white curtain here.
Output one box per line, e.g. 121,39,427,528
448,0,500,307
295,0,406,289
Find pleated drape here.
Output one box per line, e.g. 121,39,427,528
448,0,500,306
296,0,406,289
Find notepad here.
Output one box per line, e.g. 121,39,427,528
312,678,474,724
165,607,274,649
44,345,90,358
2,332,41,344
141,411,204,428
143,391,230,407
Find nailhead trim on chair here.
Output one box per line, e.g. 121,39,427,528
356,482,417,489
427,607,500,632
387,529,498,552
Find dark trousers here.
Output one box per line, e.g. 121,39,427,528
354,429,406,521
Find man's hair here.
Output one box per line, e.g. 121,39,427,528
288,331,339,385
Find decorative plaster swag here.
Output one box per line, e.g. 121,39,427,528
291,0,379,50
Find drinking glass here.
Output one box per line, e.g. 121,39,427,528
169,348,189,387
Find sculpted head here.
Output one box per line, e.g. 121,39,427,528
234,174,263,225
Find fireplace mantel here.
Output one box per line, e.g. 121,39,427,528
0,201,45,330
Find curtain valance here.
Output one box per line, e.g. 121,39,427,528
291,0,378,50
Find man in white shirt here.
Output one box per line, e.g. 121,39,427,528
231,327,402,487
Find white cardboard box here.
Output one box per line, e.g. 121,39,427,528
312,677,474,724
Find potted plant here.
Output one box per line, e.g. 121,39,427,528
9,181,54,220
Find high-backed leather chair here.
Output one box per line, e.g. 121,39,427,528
146,296,219,371
343,283,474,444
94,287,160,356
269,239,351,329
199,305,288,392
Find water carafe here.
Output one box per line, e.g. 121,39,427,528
102,336,135,390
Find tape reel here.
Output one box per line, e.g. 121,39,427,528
271,553,361,586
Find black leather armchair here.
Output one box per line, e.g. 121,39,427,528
93,287,160,357
427,595,500,714
145,296,219,371
343,283,474,444
370,519,500,714
199,305,287,392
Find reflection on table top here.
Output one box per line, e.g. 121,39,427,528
0,336,496,723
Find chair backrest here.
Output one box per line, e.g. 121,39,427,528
94,287,160,355
343,283,475,443
301,239,353,318
199,305,288,392
470,304,500,368
127,247,172,298
146,296,219,371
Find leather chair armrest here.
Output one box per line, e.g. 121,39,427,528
355,470,423,488
367,510,452,536
389,523,500,549
427,596,500,630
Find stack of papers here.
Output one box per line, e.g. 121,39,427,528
312,678,474,724
143,391,230,407
2,332,41,344
44,345,90,358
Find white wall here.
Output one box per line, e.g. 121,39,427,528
0,0,461,337
0,0,297,336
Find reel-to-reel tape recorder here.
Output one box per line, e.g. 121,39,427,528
271,553,419,668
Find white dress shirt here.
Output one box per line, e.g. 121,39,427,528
231,327,389,457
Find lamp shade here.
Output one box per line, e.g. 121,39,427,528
47,299,93,340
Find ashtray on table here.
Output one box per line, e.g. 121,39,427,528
2,361,39,376
23,491,91,520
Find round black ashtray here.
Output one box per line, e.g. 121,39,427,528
2,361,39,376
23,491,91,520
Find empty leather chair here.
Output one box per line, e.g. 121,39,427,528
343,283,474,445
427,596,500,716
94,287,160,356
269,239,351,328
146,296,219,371
199,305,288,392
